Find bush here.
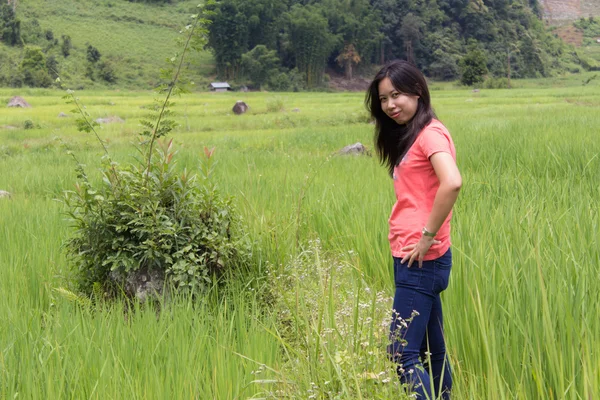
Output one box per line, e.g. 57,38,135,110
64,143,250,296
482,77,509,89
267,68,306,92
97,60,117,83
23,120,35,129
86,45,102,63
266,96,285,112
459,45,488,86
20,46,53,87
61,35,72,57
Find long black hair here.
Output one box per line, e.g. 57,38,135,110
365,60,436,176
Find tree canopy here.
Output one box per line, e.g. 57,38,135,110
204,0,582,88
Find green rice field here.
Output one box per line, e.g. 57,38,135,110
1,83,599,399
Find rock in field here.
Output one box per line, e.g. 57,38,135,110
0,190,12,199
232,101,249,115
338,142,370,156
7,96,31,108
95,115,125,124
109,267,166,303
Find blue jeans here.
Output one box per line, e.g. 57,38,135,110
388,248,452,399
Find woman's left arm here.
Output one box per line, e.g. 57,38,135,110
401,152,462,267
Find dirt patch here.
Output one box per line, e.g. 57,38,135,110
554,25,584,46
328,74,371,92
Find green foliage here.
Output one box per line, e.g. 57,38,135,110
23,119,35,130
205,0,248,80
0,46,23,87
86,45,101,63
483,76,510,89
574,16,600,38
61,34,72,57
267,67,306,92
459,44,488,86
265,96,285,112
20,46,53,88
63,142,250,296
21,18,44,45
97,60,117,83
0,4,22,46
285,4,337,87
241,45,280,89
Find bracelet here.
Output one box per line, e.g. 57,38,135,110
422,227,437,237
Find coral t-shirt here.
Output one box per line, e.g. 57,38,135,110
389,119,456,260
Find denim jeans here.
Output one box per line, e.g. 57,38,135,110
388,248,452,399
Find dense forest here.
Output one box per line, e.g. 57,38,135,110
0,0,592,89
204,0,585,89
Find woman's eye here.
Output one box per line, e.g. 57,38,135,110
392,93,399,98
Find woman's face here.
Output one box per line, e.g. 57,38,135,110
377,77,419,125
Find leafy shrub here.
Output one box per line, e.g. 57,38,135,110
23,120,35,129
459,44,488,86
64,143,250,296
267,68,306,92
61,35,72,57
482,77,509,89
266,96,285,112
20,46,53,87
97,60,117,83
86,45,101,63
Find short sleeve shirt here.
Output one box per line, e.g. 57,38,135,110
389,119,456,260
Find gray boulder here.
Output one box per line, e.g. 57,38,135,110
109,267,166,303
338,142,370,156
232,100,249,115
96,115,125,124
7,96,31,108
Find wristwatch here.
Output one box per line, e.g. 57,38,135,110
422,227,437,237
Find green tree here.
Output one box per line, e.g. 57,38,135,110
285,4,336,87
459,43,488,86
97,60,117,83
0,4,22,46
241,45,280,89
206,0,248,80
20,46,52,87
86,45,101,63
321,0,382,74
399,13,423,64
237,0,287,51
61,35,72,57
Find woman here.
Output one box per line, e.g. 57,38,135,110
365,60,461,399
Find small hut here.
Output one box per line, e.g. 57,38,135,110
209,82,232,92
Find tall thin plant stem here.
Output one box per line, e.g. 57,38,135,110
144,14,202,184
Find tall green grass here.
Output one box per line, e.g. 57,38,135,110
1,85,599,398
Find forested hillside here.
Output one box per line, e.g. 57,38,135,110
206,0,587,89
0,0,593,90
